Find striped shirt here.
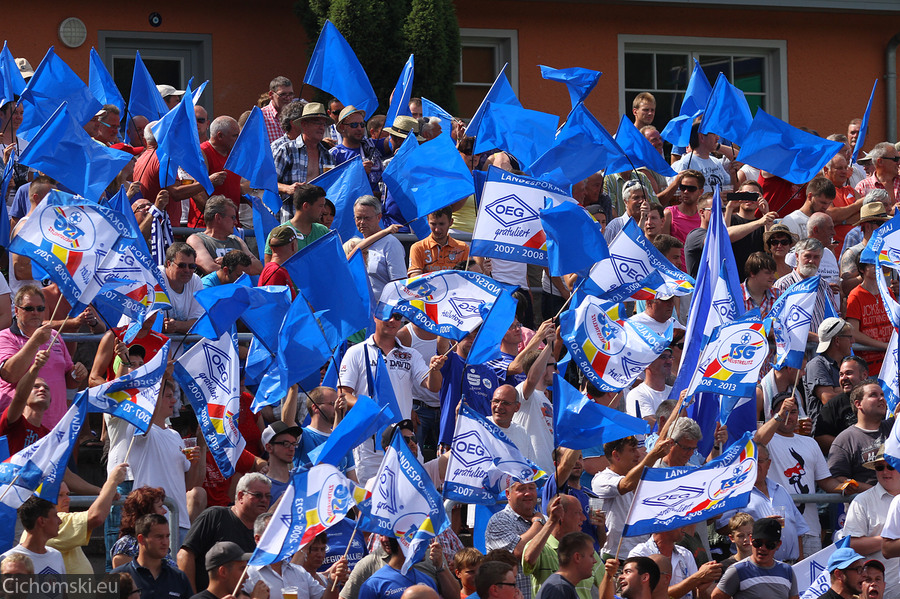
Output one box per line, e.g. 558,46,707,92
717,558,797,599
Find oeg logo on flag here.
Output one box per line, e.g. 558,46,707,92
485,194,539,229
453,431,493,469
44,206,93,250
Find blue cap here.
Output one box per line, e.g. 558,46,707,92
827,547,865,572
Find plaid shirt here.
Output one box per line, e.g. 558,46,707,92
741,281,780,318
486,505,536,599
854,173,900,200
261,103,282,144
273,139,335,189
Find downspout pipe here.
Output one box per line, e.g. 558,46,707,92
887,33,900,142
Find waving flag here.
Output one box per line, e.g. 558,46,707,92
444,405,545,504
471,167,577,266
699,72,754,146
250,464,370,566
529,102,624,187
540,198,609,276
18,102,133,200
17,47,102,141
308,155,370,243
553,374,648,450
249,193,280,261
670,187,744,399
767,276,821,370
386,54,415,126
466,288,519,365
376,271,513,340
473,103,558,168
561,295,673,392
0,392,87,508
794,538,852,599
623,433,757,537
152,84,214,194
467,63,521,138
539,65,601,108
880,330,900,414
85,341,169,433
660,59,712,148
128,51,169,121
9,191,132,315
605,115,677,177
736,109,843,185
303,20,378,118
357,432,450,573
382,132,475,223
88,48,125,116
224,106,278,195
0,160,13,247
875,266,900,329
277,292,336,388
860,212,900,268
852,80,878,164
0,42,26,106
173,335,245,477
422,97,454,131
312,395,395,468
685,314,768,398
584,219,695,304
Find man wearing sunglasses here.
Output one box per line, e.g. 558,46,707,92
712,517,798,599
845,447,900,599
330,106,388,197
160,242,205,335
854,142,900,204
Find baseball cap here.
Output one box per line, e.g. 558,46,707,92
864,558,885,573
381,419,414,449
156,84,185,99
816,317,849,353
827,546,865,572
205,541,252,571
268,225,297,248
752,517,782,542
261,421,302,447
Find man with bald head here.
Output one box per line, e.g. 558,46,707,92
189,115,242,228
402,585,440,599
488,385,537,464
647,555,672,599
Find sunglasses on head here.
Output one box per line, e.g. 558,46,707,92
875,462,895,472
679,184,699,193
752,539,778,550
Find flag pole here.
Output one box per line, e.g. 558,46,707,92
330,519,360,591
614,465,648,561
232,561,252,597
122,433,138,464
0,471,22,503
553,277,588,320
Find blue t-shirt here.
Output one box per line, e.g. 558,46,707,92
295,426,355,472
438,352,498,445
268,477,289,506
201,271,222,288
358,564,437,599
486,352,527,387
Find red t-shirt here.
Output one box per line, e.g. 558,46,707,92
188,142,244,228
832,186,860,247
846,285,893,375
258,261,297,299
759,174,807,216
0,409,49,455
105,327,170,381
202,448,257,507
239,391,262,457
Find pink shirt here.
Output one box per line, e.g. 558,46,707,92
0,325,74,429
665,205,701,244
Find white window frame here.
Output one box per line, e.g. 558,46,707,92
618,34,788,122
457,28,519,96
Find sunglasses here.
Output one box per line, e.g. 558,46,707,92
875,462,896,472
752,539,778,550
172,262,197,270
679,184,699,192
768,238,792,247
882,156,900,162
389,313,405,322
17,305,46,312
345,122,365,129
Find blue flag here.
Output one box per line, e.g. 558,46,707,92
357,432,449,573
0,160,13,247
18,102,133,200
308,156,371,243
606,115,677,177
128,51,169,121
152,85,214,194
281,230,370,342
0,42,26,106
224,106,278,194
303,20,378,118
278,295,336,388
540,199,609,276
539,65,602,108
736,109,844,185
467,63,521,137
852,80,878,164
670,187,744,400
699,72,754,146
553,374,648,450
422,97,454,131
467,289,518,365
768,275,822,370
530,103,624,187
473,102,558,168
684,313,768,399
444,405,546,503
17,47,102,141
312,395,395,467
190,275,254,339
382,133,475,223
660,58,712,148
248,193,280,262
386,54,415,126
88,48,125,116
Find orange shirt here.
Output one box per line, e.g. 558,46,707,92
408,235,470,275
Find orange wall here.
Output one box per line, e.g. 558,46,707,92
7,0,309,121
456,0,900,145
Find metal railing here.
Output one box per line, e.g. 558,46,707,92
70,495,180,549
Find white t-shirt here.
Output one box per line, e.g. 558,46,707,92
780,210,810,241
2,544,65,575
488,416,539,465
625,383,672,421
158,266,205,321
131,423,191,529
245,562,325,599
668,153,731,193
628,539,698,599
766,433,831,536
490,258,528,289
511,382,555,475
591,468,649,557
105,414,136,480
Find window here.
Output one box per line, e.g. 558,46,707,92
619,35,787,133
456,28,518,118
